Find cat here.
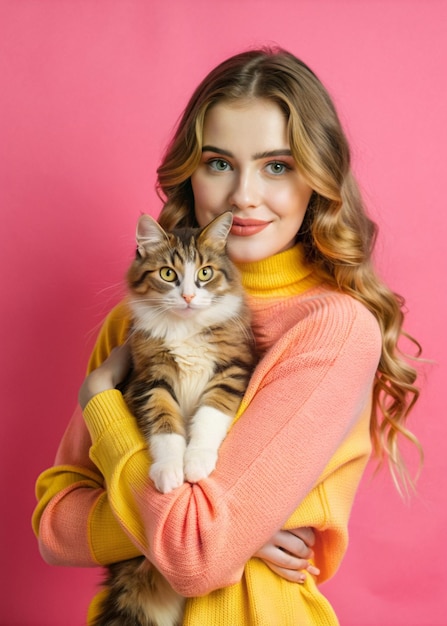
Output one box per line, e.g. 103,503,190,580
93,211,256,626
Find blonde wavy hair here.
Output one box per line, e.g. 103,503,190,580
156,47,422,494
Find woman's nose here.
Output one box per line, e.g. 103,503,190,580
229,170,260,210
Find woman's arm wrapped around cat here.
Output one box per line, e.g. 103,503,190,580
81,292,381,596
32,404,143,568
33,302,318,578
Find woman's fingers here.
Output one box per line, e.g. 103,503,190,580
288,526,316,549
253,529,320,582
272,529,313,559
255,544,317,582
261,561,308,584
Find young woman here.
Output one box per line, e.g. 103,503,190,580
33,48,421,625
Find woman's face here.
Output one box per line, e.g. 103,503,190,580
191,98,313,263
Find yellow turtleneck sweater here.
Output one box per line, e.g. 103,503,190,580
33,245,381,626
237,243,320,298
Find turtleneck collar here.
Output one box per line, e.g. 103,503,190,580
234,244,321,299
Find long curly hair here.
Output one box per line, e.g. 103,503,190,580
156,47,422,494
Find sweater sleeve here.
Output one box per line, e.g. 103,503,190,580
32,301,141,567
84,293,382,596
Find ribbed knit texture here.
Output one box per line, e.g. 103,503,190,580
236,244,320,298
33,244,382,625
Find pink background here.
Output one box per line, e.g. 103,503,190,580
1,1,446,624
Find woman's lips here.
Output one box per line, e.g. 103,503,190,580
230,217,270,237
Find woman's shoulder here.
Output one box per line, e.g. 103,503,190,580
103,299,132,329
292,286,382,355
87,299,131,372
253,286,382,355
307,285,378,322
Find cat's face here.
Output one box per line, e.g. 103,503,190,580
127,212,244,333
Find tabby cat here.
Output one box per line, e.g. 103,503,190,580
93,211,256,626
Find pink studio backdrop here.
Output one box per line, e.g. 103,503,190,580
1,1,445,624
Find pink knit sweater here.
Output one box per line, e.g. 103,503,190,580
33,245,382,624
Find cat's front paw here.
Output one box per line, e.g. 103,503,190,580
150,461,184,494
184,448,218,483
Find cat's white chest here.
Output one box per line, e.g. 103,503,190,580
168,336,215,414
169,338,211,376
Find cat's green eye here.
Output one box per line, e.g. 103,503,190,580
159,267,177,282
197,266,214,282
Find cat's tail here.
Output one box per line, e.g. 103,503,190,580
92,556,185,626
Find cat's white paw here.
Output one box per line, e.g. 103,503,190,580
184,448,218,483
150,461,184,494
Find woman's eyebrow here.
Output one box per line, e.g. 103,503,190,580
202,146,293,159
253,149,293,159
202,145,233,157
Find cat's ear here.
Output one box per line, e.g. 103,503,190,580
136,214,167,256
199,212,233,249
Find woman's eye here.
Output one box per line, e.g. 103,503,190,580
266,162,288,175
209,159,230,172
159,267,177,282
197,266,214,282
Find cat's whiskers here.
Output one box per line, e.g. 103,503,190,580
127,297,170,308
127,295,178,309
233,313,256,344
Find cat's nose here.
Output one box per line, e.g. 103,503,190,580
182,294,195,304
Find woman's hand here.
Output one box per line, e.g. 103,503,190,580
79,344,131,409
254,527,320,583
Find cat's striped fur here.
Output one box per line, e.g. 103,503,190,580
93,212,256,626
